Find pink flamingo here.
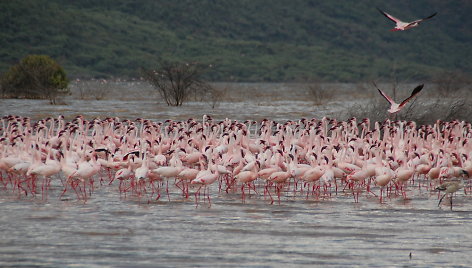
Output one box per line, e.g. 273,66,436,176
176,167,199,198
377,8,437,31
191,157,219,207
175,153,207,198
67,151,101,200
375,164,395,203
374,82,424,114
27,149,61,198
394,159,415,198
113,163,133,193
268,170,291,204
234,161,260,202
152,164,183,200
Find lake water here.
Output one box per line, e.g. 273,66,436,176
1,83,471,267
1,177,471,268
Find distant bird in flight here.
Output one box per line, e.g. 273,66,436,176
373,82,424,114
377,8,437,31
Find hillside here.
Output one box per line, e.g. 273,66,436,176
1,0,471,82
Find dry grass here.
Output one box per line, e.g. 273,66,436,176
306,82,334,105
339,83,472,124
64,80,472,124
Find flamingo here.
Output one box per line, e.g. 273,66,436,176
377,8,437,31
134,153,150,196
67,152,101,200
374,82,424,114
176,167,199,198
9,161,32,176
234,161,260,201
374,163,395,203
175,154,207,198
26,150,61,198
191,158,219,206
395,159,415,196
267,170,291,203
114,165,133,183
113,164,133,193
4,114,472,207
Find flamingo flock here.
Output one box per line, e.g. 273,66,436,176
1,114,471,208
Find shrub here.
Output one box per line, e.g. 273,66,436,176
340,85,472,125
1,55,69,104
306,82,334,105
207,85,227,109
141,61,211,106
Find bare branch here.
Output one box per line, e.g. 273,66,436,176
141,61,210,106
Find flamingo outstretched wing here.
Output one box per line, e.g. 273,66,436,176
373,82,395,105
399,84,424,107
408,12,437,26
377,8,402,23
420,12,437,21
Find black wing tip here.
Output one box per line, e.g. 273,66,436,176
372,81,381,91
412,84,424,94
376,7,385,14
376,87,383,95
424,12,437,20
373,81,387,94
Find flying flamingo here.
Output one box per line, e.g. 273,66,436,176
374,82,424,114
377,8,437,31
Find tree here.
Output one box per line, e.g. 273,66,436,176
141,61,211,106
306,81,334,106
1,55,69,104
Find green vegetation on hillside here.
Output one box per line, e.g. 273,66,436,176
1,0,471,82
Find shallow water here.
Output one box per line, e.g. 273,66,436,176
0,98,339,123
0,82,356,122
1,178,472,268
1,83,472,267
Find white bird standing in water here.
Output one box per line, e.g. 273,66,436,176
436,170,469,210
377,8,437,31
